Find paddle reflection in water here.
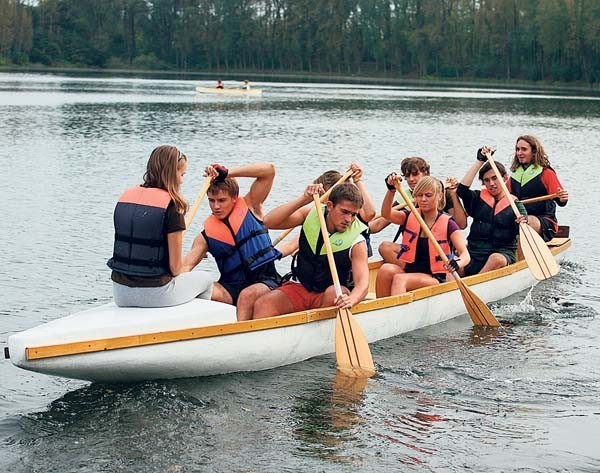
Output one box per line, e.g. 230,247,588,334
292,373,368,462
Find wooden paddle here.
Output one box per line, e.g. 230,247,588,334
185,176,212,230
393,181,500,327
312,193,376,378
520,192,560,205
483,152,559,281
272,169,354,246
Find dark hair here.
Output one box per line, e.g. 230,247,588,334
401,157,430,176
510,135,551,171
142,145,188,214
208,177,239,197
329,182,364,208
479,161,507,181
314,170,342,191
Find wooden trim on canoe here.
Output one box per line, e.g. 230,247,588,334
25,238,571,361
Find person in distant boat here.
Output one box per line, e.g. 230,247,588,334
216,80,224,89
253,183,369,319
456,146,528,276
372,157,467,265
183,162,282,321
243,80,250,91
375,176,469,297
507,135,568,242
107,145,214,308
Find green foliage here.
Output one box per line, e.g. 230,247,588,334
2,0,599,85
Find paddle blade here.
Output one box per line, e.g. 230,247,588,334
519,223,559,281
335,308,375,378
454,275,501,327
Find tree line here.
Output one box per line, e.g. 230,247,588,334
1,0,599,85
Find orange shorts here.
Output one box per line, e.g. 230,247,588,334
277,282,324,312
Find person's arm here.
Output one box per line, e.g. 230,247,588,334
276,234,300,258
449,226,470,271
368,216,391,234
445,177,467,229
541,168,569,206
264,184,323,229
460,160,484,188
168,231,184,276
381,173,408,226
336,240,369,309
165,203,187,276
206,162,276,219
349,163,376,222
181,233,209,273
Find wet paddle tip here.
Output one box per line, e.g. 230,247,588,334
336,365,376,379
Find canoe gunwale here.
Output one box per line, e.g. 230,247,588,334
23,238,571,362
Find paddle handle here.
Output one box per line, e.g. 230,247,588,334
274,169,354,246
185,176,212,229
520,193,560,205
393,182,450,265
313,194,342,296
484,152,522,218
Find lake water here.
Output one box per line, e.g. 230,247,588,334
1,73,599,472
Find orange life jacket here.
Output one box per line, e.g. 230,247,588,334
398,211,452,275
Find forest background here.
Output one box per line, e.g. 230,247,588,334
1,0,599,87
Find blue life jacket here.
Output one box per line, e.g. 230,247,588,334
203,197,281,284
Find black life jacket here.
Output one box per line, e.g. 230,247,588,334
292,206,366,293
510,165,557,220
107,186,171,277
467,189,520,251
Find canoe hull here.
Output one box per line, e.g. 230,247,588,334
195,86,262,96
7,240,570,383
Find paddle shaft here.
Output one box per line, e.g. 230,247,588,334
484,151,559,281
312,193,376,376
313,194,343,295
393,183,450,265
520,193,560,205
393,181,500,327
273,169,354,246
484,153,522,218
185,176,212,229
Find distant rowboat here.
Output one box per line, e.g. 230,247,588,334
195,86,263,96
5,235,570,383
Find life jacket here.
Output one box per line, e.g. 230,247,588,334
467,189,519,250
293,206,367,293
203,197,281,285
510,165,556,221
107,186,171,277
397,211,451,275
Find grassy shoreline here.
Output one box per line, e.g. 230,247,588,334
2,64,599,95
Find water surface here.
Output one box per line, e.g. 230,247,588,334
1,73,599,472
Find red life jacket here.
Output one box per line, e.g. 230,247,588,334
398,211,452,275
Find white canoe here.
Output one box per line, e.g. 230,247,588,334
6,238,571,383
195,86,262,96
